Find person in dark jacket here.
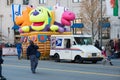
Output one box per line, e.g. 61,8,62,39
94,40,101,50
27,40,39,73
0,47,6,80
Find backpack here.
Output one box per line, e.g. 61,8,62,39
36,51,41,58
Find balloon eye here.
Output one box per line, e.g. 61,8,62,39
64,8,68,11
39,9,41,12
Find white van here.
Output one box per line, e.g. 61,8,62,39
50,35,103,63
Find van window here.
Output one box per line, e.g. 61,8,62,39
74,37,92,45
64,39,71,48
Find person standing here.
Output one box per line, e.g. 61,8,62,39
16,42,22,60
0,46,6,80
27,40,39,74
94,40,101,50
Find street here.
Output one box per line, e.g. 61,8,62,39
2,56,120,80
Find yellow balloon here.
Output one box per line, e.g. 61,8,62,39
50,25,59,31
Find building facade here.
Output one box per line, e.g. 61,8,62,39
0,0,81,44
0,0,120,44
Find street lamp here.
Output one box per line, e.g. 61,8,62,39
8,27,10,43
100,0,103,47
0,15,3,43
118,16,120,38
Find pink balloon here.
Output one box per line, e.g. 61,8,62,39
61,11,75,26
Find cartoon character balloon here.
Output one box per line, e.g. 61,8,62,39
51,5,75,32
15,6,33,27
16,5,75,33
18,6,58,33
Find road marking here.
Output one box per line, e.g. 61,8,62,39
58,62,120,69
4,58,120,69
3,64,120,77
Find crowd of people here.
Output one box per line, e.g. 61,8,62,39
95,39,120,59
94,39,120,66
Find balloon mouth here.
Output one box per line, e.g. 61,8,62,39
33,22,44,26
61,19,71,26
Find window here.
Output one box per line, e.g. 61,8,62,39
73,18,82,23
102,28,110,39
74,37,92,45
64,39,71,48
23,0,29,5
100,17,110,39
39,0,46,4
7,0,14,5
72,0,81,3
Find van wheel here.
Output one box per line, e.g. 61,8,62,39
74,56,83,63
54,54,60,62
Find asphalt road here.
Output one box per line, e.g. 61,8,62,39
2,56,120,80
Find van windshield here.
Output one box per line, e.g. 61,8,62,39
74,37,92,45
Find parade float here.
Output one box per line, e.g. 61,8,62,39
15,5,75,59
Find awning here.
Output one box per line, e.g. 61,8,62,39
12,24,20,30
71,23,84,28
99,22,110,28
102,22,110,28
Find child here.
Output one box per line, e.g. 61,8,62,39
102,46,113,66
102,47,107,65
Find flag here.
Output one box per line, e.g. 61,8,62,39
110,0,115,8
11,4,21,22
106,0,118,16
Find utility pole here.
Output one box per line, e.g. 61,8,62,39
100,0,103,47
0,15,3,43
118,16,120,38
91,0,94,43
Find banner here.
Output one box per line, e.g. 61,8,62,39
11,4,22,22
106,0,119,16
2,48,17,56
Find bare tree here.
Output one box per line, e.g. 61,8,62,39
79,0,105,41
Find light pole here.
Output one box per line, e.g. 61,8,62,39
8,27,10,43
0,15,3,43
118,16,120,38
100,0,103,47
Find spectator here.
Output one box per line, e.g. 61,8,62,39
27,40,39,74
0,45,6,80
117,39,120,58
114,39,119,58
94,40,101,50
16,42,22,60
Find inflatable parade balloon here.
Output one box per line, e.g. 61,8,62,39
15,5,75,33
15,6,33,27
